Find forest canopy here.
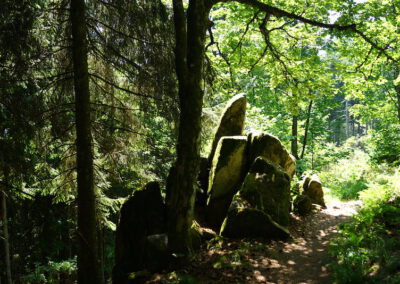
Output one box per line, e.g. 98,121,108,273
0,0,399,283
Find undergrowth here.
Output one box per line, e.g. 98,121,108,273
329,170,400,283
318,147,370,200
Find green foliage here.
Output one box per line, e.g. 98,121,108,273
369,123,400,166
317,139,371,199
21,258,77,284
329,170,400,283
1,0,400,281
311,140,354,172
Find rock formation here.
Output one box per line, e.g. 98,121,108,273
208,94,247,165
113,94,304,279
248,131,296,179
239,156,291,226
201,96,297,237
293,194,312,216
206,136,248,229
220,207,290,239
113,182,168,283
300,174,326,208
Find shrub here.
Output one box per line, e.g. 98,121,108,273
21,258,77,284
329,169,400,283
318,149,370,200
369,123,400,166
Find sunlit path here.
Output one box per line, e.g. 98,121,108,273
261,200,361,284
147,199,361,284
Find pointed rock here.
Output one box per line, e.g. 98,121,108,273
208,94,247,164
206,136,248,230
113,182,167,282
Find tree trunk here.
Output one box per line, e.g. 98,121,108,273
1,169,12,284
167,0,211,255
394,66,400,122
311,130,315,171
345,100,350,139
300,100,313,160
396,89,400,122
70,0,102,282
291,114,298,159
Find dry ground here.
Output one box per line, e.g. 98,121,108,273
148,199,361,284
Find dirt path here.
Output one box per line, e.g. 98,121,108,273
149,200,361,284
260,200,361,284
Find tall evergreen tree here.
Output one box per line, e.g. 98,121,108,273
70,0,103,282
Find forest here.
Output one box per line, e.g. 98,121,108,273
0,0,399,283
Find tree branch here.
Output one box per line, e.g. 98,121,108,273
88,73,162,101
215,0,398,62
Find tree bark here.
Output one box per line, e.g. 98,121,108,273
70,0,102,282
291,114,298,159
300,100,313,160
345,100,350,139
1,169,12,284
167,0,211,255
394,65,400,122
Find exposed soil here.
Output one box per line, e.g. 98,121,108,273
148,200,361,284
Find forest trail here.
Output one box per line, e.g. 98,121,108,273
258,199,361,284
149,199,361,284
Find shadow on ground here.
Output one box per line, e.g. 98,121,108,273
147,200,361,284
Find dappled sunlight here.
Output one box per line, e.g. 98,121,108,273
152,200,362,284
237,200,360,284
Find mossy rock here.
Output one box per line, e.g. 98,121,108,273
300,174,326,208
113,182,166,283
206,136,248,229
293,195,312,216
208,94,247,164
145,234,170,272
220,207,290,239
240,156,291,226
247,131,296,179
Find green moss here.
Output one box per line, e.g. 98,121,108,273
208,136,247,199
240,156,291,226
206,136,248,229
293,195,312,216
220,207,290,239
247,132,296,179
208,94,247,163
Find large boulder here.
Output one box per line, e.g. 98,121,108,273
248,131,296,179
285,154,297,179
113,182,167,283
206,136,248,230
240,156,291,226
293,194,312,216
220,207,290,239
208,94,247,165
301,174,326,208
